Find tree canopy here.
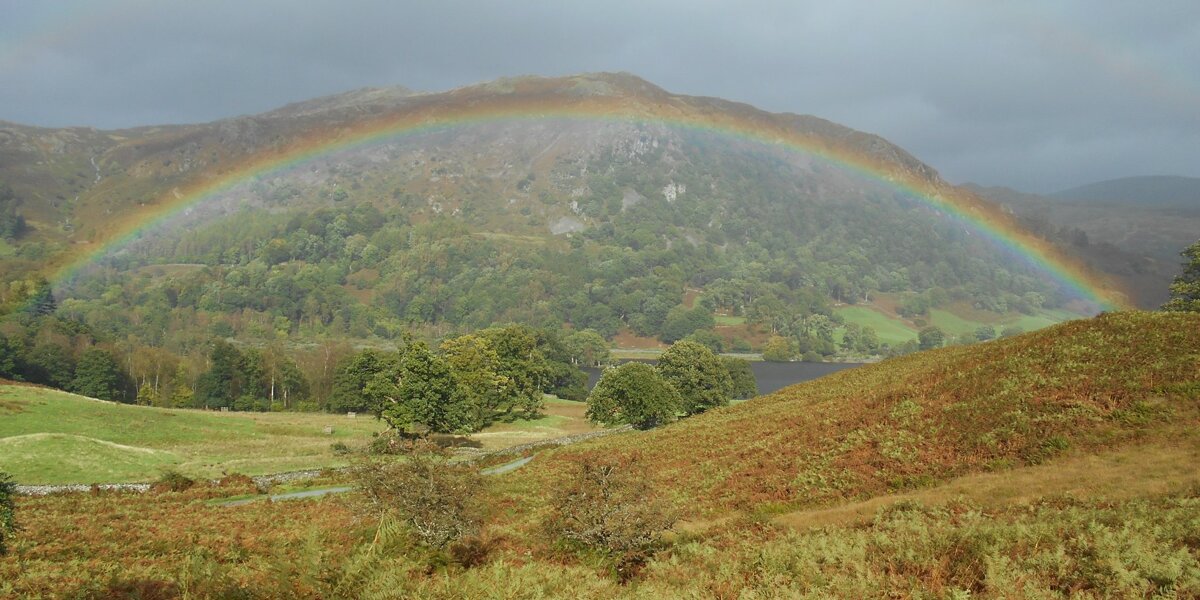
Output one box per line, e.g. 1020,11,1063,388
656,340,733,415
586,362,682,430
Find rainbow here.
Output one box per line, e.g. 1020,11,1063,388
48,85,1130,310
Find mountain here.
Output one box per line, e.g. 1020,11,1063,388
0,73,1127,362
969,176,1200,307
1052,175,1200,210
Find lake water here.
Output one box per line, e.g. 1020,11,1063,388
584,360,862,395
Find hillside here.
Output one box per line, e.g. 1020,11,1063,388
4,311,1198,597
0,384,384,483
0,73,1124,368
518,311,1200,514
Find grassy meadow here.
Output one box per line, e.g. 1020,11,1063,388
0,387,597,484
0,386,387,484
2,311,1199,598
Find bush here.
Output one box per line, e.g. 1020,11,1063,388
367,430,410,455
152,470,196,493
215,473,257,494
0,471,15,555
350,441,484,549
545,453,677,570
331,441,353,455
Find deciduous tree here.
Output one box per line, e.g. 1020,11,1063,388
656,340,732,415
722,356,758,400
918,326,945,350
586,362,681,430
441,333,507,430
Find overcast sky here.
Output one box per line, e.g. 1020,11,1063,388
2,0,1197,193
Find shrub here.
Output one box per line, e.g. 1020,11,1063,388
367,430,409,455
545,453,677,573
152,470,196,493
215,473,257,494
331,441,353,455
350,441,483,549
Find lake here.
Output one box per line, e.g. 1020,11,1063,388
584,360,863,395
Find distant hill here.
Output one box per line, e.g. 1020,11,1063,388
1052,175,1200,210
968,178,1199,307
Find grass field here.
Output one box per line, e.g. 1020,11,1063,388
838,303,1078,345
0,386,387,484
0,387,596,484
834,305,917,344
465,396,598,451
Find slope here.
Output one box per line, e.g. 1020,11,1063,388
519,311,1200,515
1052,175,1200,210
0,384,385,483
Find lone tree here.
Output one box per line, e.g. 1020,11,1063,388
761,335,793,362
587,362,682,430
377,341,472,435
1163,239,1200,313
656,340,732,415
918,326,945,350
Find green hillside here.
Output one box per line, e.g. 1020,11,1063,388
0,385,386,483
0,75,1107,385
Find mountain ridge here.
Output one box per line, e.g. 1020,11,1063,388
0,72,1135,361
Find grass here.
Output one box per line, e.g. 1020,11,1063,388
2,311,1198,597
0,387,599,484
714,315,747,326
518,311,1200,515
468,396,599,450
1002,307,1079,332
776,435,1200,530
834,305,917,344
837,304,1077,344
928,308,984,336
0,386,386,484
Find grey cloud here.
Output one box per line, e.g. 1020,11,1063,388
1,0,1197,192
